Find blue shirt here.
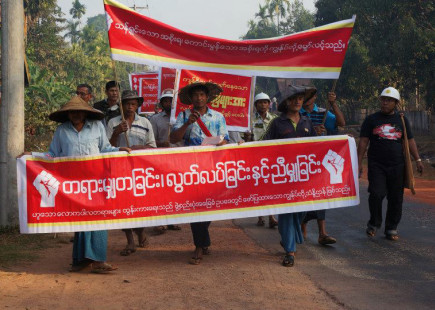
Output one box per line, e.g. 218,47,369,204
173,108,229,146
48,120,119,157
300,104,337,135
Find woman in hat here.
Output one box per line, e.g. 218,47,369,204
262,86,317,267
48,96,130,273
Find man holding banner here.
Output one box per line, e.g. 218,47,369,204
247,92,279,228
107,90,156,255
47,96,130,273
300,87,345,245
263,85,317,267
170,81,229,265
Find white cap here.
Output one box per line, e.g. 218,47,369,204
160,88,174,100
254,92,270,103
380,87,400,101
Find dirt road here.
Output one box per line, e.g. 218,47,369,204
0,220,342,310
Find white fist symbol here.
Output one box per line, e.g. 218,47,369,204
322,150,344,184
33,171,60,207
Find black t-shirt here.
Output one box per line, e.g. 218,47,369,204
360,111,413,166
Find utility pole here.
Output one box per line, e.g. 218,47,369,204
0,0,25,227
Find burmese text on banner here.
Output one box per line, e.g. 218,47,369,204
17,136,359,234
138,78,159,113
104,0,355,79
171,69,253,132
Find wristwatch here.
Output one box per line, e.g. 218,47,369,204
416,158,422,162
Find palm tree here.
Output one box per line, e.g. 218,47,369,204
64,20,80,44
69,0,86,20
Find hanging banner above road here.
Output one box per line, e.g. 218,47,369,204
104,0,355,79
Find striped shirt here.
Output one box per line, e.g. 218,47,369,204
106,114,156,148
300,104,337,135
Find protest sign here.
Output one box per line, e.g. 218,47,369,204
105,0,355,78
18,136,359,233
171,69,253,132
138,78,159,113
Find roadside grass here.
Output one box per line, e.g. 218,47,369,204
0,226,70,268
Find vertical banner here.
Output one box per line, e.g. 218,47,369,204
171,70,253,132
138,78,159,114
158,67,176,97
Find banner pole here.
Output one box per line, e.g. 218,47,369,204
167,69,180,144
321,79,338,125
111,60,130,148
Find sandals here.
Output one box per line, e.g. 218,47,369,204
153,226,167,235
189,247,203,265
257,218,265,226
385,230,399,241
167,225,181,230
189,256,202,265
69,260,91,272
269,219,278,229
318,235,336,245
138,238,149,248
282,254,295,267
91,262,118,274
120,247,136,256
366,226,376,237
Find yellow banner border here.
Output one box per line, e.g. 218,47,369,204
25,136,349,163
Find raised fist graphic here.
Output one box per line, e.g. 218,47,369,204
322,150,344,184
33,171,60,207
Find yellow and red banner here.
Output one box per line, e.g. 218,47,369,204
17,136,359,234
171,69,254,131
104,0,355,79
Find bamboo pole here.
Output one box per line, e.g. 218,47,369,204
111,60,130,147
321,79,338,125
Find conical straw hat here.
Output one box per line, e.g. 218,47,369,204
178,82,223,105
49,96,104,123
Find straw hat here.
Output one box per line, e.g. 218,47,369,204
49,96,104,123
121,90,144,106
178,82,223,105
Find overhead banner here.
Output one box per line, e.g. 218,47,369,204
171,69,253,132
17,136,359,234
104,0,355,79
138,78,159,113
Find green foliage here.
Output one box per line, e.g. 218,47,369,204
314,0,435,111
24,1,141,151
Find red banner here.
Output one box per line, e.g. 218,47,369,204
159,67,176,95
138,78,159,113
129,72,158,93
104,0,355,79
17,136,359,233
171,69,253,131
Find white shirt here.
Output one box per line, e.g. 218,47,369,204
106,114,156,148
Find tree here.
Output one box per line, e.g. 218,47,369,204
69,0,85,20
315,0,435,111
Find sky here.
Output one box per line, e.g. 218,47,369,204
57,0,317,40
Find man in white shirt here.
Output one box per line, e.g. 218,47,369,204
107,90,156,256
